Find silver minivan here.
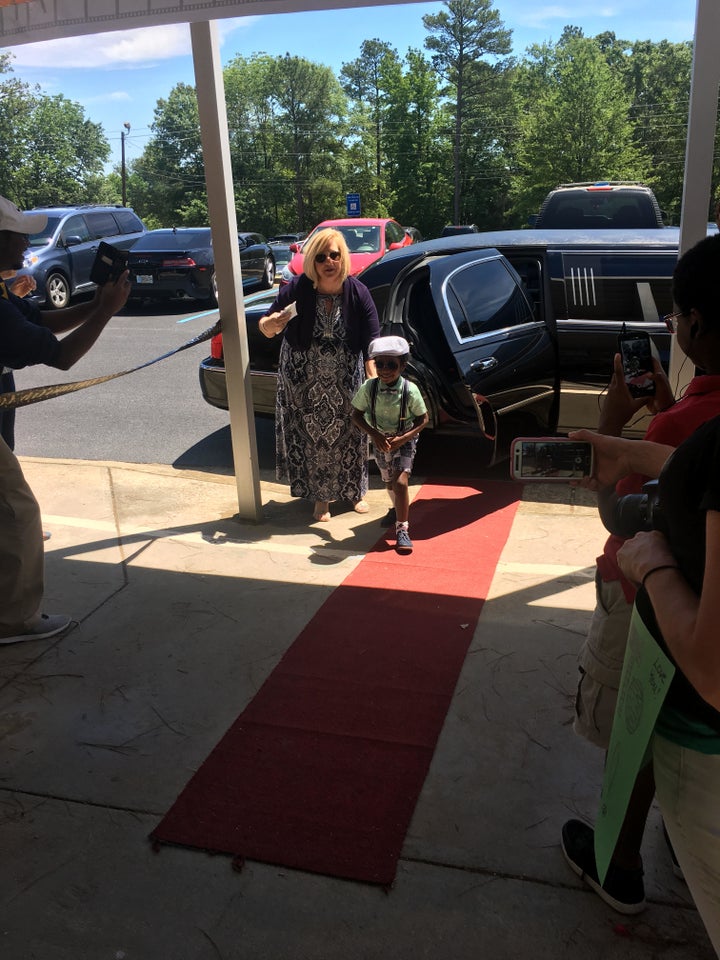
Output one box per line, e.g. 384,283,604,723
21,205,147,308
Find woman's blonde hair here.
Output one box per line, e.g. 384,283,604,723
303,228,350,286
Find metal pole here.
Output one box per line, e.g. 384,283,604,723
121,122,130,207
121,130,126,207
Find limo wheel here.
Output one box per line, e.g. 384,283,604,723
46,271,70,309
210,271,218,305
260,256,275,289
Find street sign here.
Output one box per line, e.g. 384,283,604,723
346,193,361,217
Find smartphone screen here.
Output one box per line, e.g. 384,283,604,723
618,332,655,398
510,438,593,481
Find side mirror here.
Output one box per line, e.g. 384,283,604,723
388,241,403,251
63,235,83,247
289,242,300,253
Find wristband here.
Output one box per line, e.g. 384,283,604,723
641,564,678,589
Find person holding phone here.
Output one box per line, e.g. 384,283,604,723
258,228,379,523
561,232,720,920
0,195,130,644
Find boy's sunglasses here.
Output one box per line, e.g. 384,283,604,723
374,359,399,371
314,250,341,263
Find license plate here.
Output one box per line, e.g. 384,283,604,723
135,274,153,284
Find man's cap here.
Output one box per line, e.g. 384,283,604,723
368,335,410,358
0,196,47,235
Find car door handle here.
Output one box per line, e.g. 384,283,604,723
470,357,499,372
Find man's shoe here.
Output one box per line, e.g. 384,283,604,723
0,614,72,646
561,819,646,915
395,527,413,554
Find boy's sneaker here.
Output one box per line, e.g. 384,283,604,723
395,527,413,554
561,819,646,915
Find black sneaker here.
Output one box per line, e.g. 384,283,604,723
380,507,397,528
561,819,646,915
662,823,686,882
395,527,413,554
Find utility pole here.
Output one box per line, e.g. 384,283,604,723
121,122,131,206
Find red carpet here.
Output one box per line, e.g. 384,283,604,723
151,481,520,885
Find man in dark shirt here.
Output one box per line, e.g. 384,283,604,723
0,195,130,644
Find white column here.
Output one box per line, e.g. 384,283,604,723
671,0,720,392
190,20,263,522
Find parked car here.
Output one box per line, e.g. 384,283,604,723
440,224,479,236
127,229,275,304
532,182,666,229
19,204,147,309
268,233,306,276
280,217,413,284
201,227,699,464
200,288,278,412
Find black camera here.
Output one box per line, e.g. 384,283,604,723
611,479,663,537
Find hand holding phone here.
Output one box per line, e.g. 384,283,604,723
617,331,655,398
90,241,129,286
510,437,594,481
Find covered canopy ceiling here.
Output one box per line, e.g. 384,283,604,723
0,0,423,45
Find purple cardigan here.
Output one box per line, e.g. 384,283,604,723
268,274,380,359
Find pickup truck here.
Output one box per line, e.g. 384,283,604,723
532,182,665,229
200,228,686,465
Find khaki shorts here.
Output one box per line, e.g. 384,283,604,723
573,573,633,749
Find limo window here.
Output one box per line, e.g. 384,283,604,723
445,258,534,339
556,252,675,323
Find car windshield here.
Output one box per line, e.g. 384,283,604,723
133,230,211,250
28,217,61,247
307,224,381,253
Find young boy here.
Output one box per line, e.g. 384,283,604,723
351,336,428,554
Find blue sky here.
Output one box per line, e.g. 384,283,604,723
3,0,698,172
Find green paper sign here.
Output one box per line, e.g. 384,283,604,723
595,604,675,885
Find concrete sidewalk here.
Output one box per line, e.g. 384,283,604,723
0,458,713,960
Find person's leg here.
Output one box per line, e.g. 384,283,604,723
563,574,650,911
0,436,45,636
394,470,410,524
653,734,720,955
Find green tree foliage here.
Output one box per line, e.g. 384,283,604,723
382,48,452,235
50,8,707,240
129,83,204,227
423,0,512,223
0,53,109,208
512,30,650,224
340,39,402,212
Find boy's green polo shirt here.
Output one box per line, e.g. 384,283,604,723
352,375,427,435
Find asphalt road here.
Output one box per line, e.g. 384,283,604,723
12,298,236,469
11,296,500,480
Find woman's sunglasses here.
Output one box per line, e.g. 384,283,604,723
314,250,341,263
374,359,400,371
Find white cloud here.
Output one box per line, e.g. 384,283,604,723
8,17,258,70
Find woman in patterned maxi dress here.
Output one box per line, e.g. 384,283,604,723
258,228,380,521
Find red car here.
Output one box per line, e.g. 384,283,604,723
279,217,414,284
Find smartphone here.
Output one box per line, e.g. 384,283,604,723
617,331,655,398
510,437,594,481
89,241,128,285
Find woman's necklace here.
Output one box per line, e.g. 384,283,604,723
319,292,340,339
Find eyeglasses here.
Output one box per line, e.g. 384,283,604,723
374,359,399,371
315,250,341,263
662,311,684,333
